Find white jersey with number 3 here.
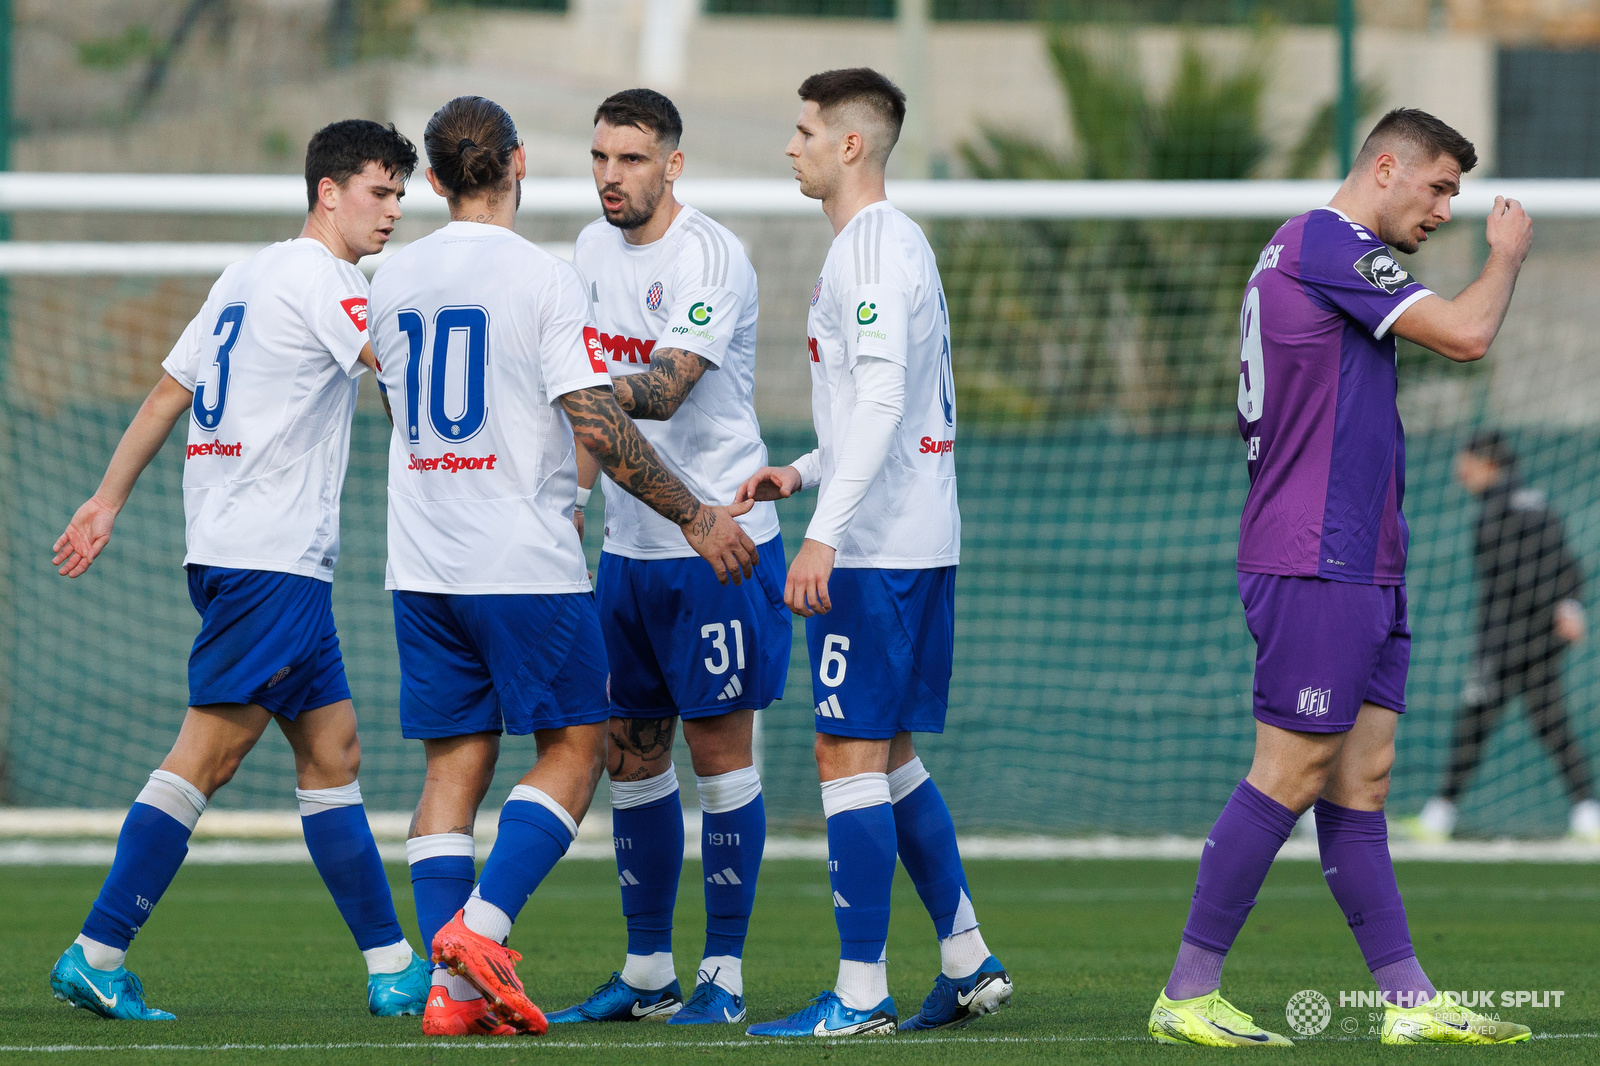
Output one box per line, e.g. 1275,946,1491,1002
368,221,612,595
573,205,780,559
160,238,371,581
807,200,959,568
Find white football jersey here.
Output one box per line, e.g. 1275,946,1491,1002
369,221,611,594
807,201,959,568
573,206,780,559
160,238,370,581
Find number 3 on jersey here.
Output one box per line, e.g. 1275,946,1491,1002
396,306,490,444
193,302,245,430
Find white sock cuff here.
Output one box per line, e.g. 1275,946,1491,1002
696,766,761,814
506,784,579,840
405,832,475,865
138,770,207,831
820,772,891,819
296,781,363,817
610,766,681,810
887,757,930,804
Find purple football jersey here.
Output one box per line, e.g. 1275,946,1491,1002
1236,207,1433,585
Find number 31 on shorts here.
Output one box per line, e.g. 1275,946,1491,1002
702,621,746,675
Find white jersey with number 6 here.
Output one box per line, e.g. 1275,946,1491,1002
807,200,959,569
573,205,780,560
160,237,371,581
369,221,612,595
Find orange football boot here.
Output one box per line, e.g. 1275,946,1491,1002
422,987,519,1037
432,910,549,1035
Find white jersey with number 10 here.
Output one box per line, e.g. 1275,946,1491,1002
368,221,612,595
806,200,960,569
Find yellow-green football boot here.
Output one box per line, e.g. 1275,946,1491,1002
1380,992,1531,1044
1149,990,1294,1047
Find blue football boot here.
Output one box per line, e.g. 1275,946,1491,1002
367,952,432,1017
546,972,683,1023
50,944,176,1021
668,970,746,1025
746,990,896,1037
898,955,1013,1031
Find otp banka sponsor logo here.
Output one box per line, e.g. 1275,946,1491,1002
856,301,886,341
672,302,715,342
1297,686,1332,717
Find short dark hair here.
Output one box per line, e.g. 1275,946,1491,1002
424,96,520,200
593,89,683,150
1464,428,1517,469
1354,108,1478,174
304,120,417,211
798,67,907,143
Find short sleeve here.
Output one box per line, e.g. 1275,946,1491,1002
658,226,747,367
540,261,614,402
160,306,209,390
844,246,913,369
303,257,372,378
1300,214,1432,340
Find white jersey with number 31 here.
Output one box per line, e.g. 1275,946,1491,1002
807,200,959,569
160,238,371,581
368,221,612,595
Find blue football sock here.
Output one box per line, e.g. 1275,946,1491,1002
298,785,404,952
697,767,765,960
474,787,576,924
821,773,897,964
81,771,208,954
407,833,476,958
888,759,973,939
611,771,684,959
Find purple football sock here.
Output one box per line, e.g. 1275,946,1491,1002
1169,779,1298,998
1313,799,1434,1005
1165,941,1227,1001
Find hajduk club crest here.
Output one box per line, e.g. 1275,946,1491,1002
645,282,664,310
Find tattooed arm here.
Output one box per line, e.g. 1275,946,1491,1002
610,347,713,420
559,384,758,583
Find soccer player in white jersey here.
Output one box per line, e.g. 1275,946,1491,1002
737,69,1011,1038
544,89,788,1029
368,96,758,1038
47,121,430,1021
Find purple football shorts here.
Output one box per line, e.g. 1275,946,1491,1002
1237,571,1409,734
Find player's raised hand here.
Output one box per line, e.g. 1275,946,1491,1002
682,503,758,585
735,465,802,504
785,538,835,617
53,496,117,578
1485,196,1532,266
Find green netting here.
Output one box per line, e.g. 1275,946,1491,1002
6,402,1598,836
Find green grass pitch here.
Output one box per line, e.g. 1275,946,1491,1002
2,857,1596,1064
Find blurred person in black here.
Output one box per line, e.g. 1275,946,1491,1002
1401,430,1599,842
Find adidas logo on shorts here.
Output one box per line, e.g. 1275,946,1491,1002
717,674,744,701
815,694,844,719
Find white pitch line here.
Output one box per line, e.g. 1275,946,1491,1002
1,1034,1593,1052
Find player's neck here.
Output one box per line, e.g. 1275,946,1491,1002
298,212,362,265
449,194,517,230
1326,184,1382,237
621,195,684,247
822,172,888,236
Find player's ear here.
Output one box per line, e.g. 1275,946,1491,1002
840,130,863,166
425,167,449,200
1373,151,1396,188
512,145,527,183
317,175,340,212
665,148,684,183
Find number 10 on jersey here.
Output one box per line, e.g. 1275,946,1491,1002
396,306,490,445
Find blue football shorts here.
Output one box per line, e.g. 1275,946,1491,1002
597,533,791,720
392,590,610,739
807,566,956,740
185,564,351,720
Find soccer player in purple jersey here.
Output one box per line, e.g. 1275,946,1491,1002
1148,110,1535,1046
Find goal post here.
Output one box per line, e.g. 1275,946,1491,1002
3,175,1598,839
